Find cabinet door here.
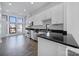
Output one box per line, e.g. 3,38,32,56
38,37,58,56
38,37,66,56
57,43,66,56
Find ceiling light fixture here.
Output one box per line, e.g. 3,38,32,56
9,3,12,6
30,2,34,4
24,9,26,12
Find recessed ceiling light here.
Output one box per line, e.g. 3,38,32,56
24,9,26,12
9,3,12,6
30,2,34,4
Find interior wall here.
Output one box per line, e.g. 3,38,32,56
66,2,79,45
0,3,2,37
64,2,79,54
1,15,7,36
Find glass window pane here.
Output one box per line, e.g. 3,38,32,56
10,24,16,28
17,24,22,32
9,28,16,34
17,18,23,23
9,24,16,34
9,16,16,23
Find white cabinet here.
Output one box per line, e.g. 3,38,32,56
38,37,66,56
38,37,58,56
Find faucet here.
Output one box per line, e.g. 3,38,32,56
46,24,49,31
46,24,50,36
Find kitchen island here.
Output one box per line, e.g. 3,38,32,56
38,34,79,56
25,25,79,56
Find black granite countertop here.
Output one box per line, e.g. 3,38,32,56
37,34,79,49
25,28,67,35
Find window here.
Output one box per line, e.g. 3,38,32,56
9,16,16,34
16,17,23,33
9,24,16,34
17,18,23,23
17,24,22,33
9,16,16,23
9,16,23,34
10,24,16,28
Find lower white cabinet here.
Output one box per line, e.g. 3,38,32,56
38,37,66,56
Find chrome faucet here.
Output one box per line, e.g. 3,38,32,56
46,24,49,31
46,24,50,36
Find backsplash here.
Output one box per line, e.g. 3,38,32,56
30,23,64,31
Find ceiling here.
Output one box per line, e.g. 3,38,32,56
1,2,62,17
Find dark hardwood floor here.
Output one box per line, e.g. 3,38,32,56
0,35,37,56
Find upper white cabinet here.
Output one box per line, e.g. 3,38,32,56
51,3,64,24
27,3,64,26
34,19,43,25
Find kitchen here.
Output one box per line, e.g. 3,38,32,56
25,2,79,56
0,2,79,56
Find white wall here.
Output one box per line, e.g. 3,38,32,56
66,2,79,54
1,15,7,36
26,3,64,26
66,2,79,45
